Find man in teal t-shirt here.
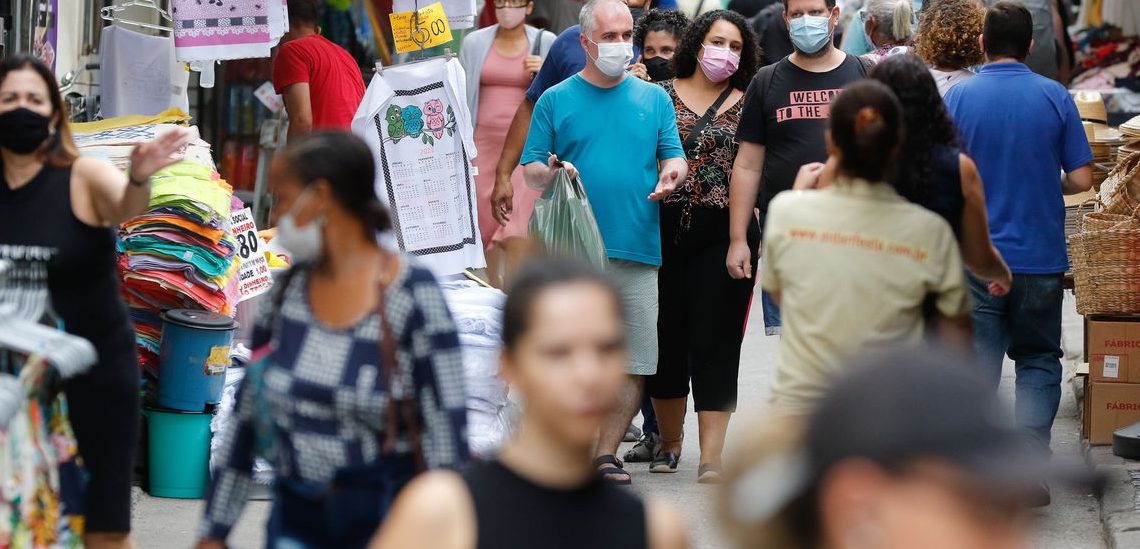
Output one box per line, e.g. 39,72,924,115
521,0,686,486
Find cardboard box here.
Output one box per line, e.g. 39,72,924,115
1086,316,1140,383
1084,380,1140,444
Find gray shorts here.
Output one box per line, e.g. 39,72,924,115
608,259,659,376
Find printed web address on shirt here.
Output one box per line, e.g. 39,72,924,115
788,227,930,263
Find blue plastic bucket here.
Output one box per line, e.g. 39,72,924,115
146,407,213,499
157,309,237,412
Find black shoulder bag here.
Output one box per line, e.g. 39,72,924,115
682,86,735,156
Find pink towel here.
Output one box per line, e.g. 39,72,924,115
172,0,272,62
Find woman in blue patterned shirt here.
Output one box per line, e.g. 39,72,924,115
197,132,469,549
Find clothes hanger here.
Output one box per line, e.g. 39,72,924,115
0,305,98,381
376,2,454,75
0,261,96,427
100,0,174,34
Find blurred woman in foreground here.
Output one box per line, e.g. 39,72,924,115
372,259,688,549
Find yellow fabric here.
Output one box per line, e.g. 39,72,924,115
149,162,233,218
70,108,191,134
210,257,242,288
265,251,289,268
760,179,971,414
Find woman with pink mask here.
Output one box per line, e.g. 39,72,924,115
459,4,556,286
646,10,761,483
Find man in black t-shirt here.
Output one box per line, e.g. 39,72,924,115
725,0,868,334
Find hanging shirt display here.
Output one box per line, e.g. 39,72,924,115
171,0,276,61
351,57,485,277
99,25,190,119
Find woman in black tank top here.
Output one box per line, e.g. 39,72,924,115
371,260,689,549
0,55,188,547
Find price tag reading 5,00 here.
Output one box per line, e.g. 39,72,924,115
389,2,454,54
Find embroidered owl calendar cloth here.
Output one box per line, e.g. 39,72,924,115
352,57,485,277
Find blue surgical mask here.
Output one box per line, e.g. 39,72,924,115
788,14,832,55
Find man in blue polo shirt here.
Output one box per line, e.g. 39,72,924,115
521,0,686,486
945,1,1092,459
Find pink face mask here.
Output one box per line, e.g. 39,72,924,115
496,7,527,30
699,44,740,83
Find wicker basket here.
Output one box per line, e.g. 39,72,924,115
1070,204,1140,315
1101,151,1140,215
1076,199,1140,232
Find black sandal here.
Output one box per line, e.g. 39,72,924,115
650,452,680,473
595,455,632,485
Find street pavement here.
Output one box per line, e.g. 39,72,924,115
132,293,1106,548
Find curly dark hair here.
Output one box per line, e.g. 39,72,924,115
869,54,959,205
634,8,691,50
673,10,760,91
914,0,985,69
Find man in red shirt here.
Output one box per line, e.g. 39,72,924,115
274,0,366,139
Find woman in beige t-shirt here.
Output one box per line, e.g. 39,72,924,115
760,79,972,414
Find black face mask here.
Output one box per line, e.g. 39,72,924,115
630,7,645,22
0,108,52,155
644,56,674,82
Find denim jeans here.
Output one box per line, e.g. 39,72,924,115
969,273,1064,451
265,457,416,549
761,290,781,336
640,396,658,436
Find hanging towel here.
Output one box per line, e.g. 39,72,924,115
351,57,485,277
171,0,272,62
99,25,190,118
269,0,289,45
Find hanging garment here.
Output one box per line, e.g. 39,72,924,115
171,0,273,62
0,355,85,549
99,25,190,119
351,58,486,277
269,0,289,45
1103,0,1140,38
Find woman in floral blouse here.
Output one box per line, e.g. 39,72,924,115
646,10,760,484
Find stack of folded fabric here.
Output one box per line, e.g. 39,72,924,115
73,123,214,170
118,162,240,384
72,117,241,388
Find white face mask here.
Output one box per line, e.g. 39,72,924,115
276,192,325,263
588,38,633,77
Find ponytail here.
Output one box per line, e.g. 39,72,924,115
829,80,904,183
866,0,915,43
890,0,914,42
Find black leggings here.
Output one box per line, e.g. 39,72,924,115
647,205,759,412
65,325,141,533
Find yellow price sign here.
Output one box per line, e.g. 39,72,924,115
389,2,454,54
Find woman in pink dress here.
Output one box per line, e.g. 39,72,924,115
459,2,555,285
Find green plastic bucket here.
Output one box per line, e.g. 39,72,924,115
146,407,213,499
